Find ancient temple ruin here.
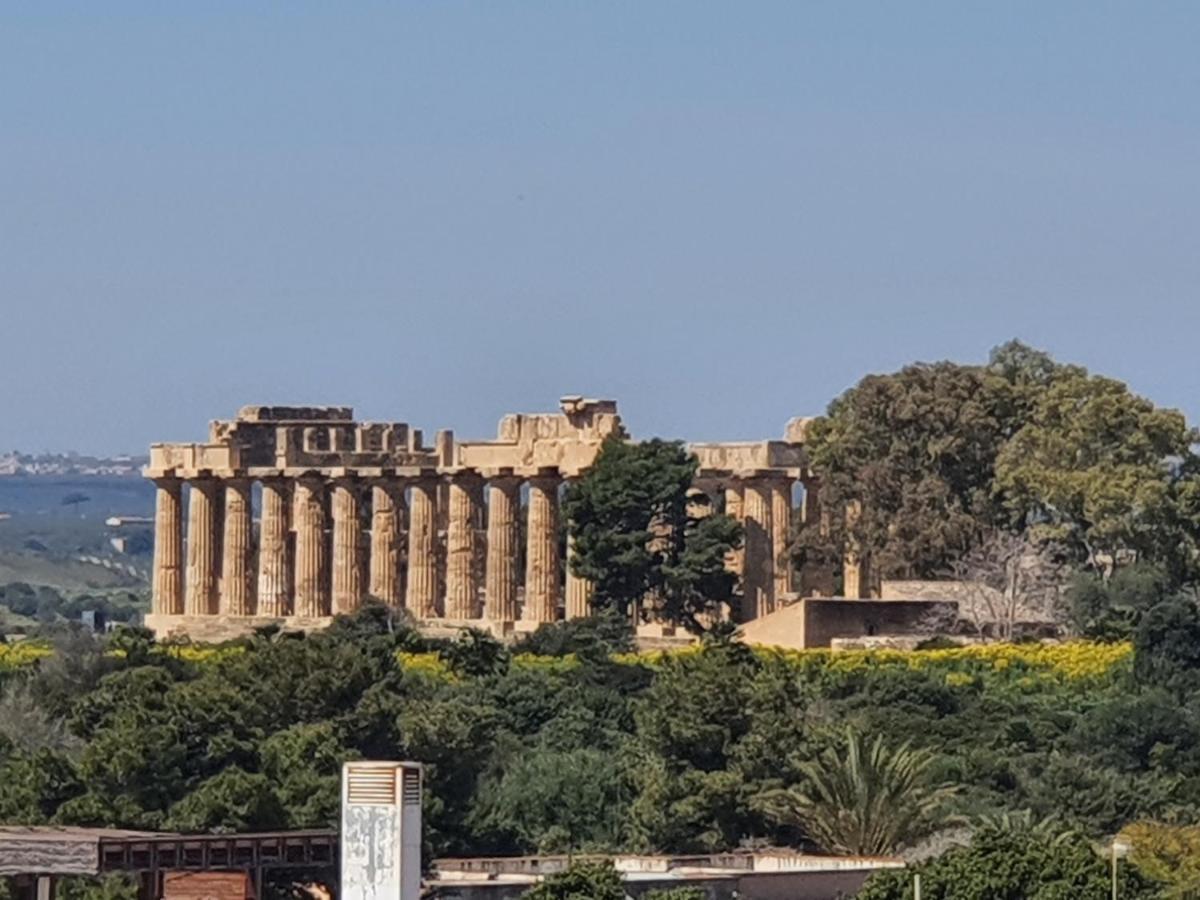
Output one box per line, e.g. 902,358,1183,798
144,397,843,640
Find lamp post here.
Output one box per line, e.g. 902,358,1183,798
1110,838,1132,900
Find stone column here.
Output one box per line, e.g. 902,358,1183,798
332,478,363,614
293,476,330,617
445,473,481,619
184,478,220,616
724,483,745,580
564,534,594,619
843,499,868,599
151,477,184,615
369,480,406,607
257,478,291,616
524,475,561,623
563,477,594,620
769,477,793,599
741,478,774,620
485,476,520,621
801,478,823,530
406,478,439,618
219,478,254,616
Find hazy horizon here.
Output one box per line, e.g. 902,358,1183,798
5,4,1198,455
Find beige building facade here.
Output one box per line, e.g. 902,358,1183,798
145,397,851,640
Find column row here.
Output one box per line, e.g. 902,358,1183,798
719,475,794,620
151,473,583,624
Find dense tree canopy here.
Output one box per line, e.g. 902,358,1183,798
858,823,1160,900
995,369,1200,579
563,437,741,629
799,359,1023,583
799,341,1200,589
0,611,1194,897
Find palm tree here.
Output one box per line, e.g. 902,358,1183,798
976,809,1078,847
757,729,958,856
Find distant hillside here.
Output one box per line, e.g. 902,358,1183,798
0,451,147,477
0,475,154,520
0,476,152,600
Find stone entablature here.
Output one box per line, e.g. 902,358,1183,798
690,441,809,479
145,396,851,640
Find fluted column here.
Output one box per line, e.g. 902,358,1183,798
406,478,439,618
151,477,183,615
485,476,520,621
332,478,363,614
369,480,406,606
293,476,330,617
741,478,774,620
524,475,561,623
184,478,220,615
769,477,793,599
724,482,745,582
565,534,594,619
219,478,254,616
445,473,481,618
257,477,291,616
564,476,594,620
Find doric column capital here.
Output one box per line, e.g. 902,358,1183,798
485,473,522,492
526,472,562,491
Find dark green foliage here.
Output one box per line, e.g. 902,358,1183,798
801,341,1200,588
521,861,625,900
626,636,808,852
1067,564,1173,640
800,360,1021,581
995,370,1200,579
1133,598,1200,692
563,438,741,629
0,584,143,633
754,729,959,855
857,825,1159,900
0,600,1191,892
512,610,635,658
55,875,138,900
471,746,628,852
164,766,286,832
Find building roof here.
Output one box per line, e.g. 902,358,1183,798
0,827,338,876
0,827,176,876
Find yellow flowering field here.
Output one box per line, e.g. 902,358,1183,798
613,640,1132,686
762,640,1132,684
154,643,247,664
0,641,53,670
510,652,581,673
396,651,456,680
1,633,1132,690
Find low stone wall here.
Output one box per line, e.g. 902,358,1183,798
739,597,958,650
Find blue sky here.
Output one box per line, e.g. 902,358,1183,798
3,3,1198,453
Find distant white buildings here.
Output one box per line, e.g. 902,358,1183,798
0,451,147,477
